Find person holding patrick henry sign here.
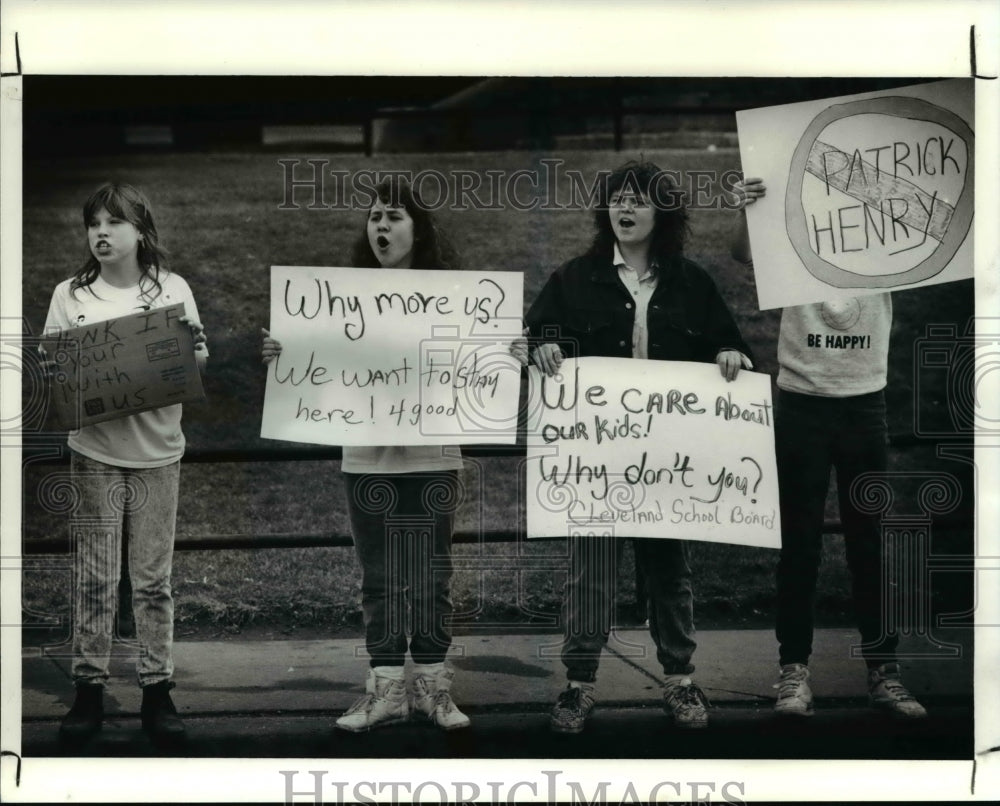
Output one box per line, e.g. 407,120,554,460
730,176,927,721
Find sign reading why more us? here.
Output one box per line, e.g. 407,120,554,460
526,358,781,549
737,79,974,310
261,266,523,446
43,302,204,429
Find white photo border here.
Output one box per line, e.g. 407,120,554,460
2,0,998,802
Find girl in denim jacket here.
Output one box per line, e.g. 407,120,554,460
527,160,752,733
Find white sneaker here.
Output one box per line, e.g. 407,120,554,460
412,664,470,731
774,663,814,717
335,668,409,732
868,663,927,719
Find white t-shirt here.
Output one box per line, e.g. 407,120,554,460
777,294,892,397
43,271,206,468
340,445,463,474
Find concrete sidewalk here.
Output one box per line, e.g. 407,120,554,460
22,626,973,720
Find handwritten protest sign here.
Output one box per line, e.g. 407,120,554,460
43,303,204,429
737,79,974,310
526,357,781,549
261,266,523,446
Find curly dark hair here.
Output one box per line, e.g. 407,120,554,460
586,160,690,273
350,175,460,270
71,182,168,303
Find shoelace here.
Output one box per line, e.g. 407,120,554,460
435,690,457,713
345,693,377,715
776,671,808,698
668,684,710,712
877,677,916,701
556,687,585,712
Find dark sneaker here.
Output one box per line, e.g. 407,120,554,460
59,683,103,743
868,663,927,719
663,678,710,729
774,663,814,717
141,681,187,744
549,682,596,734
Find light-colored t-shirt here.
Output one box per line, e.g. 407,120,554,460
43,271,206,468
340,445,464,474
776,294,892,397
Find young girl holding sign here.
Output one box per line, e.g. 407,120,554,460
526,160,753,733
44,183,207,747
262,176,470,732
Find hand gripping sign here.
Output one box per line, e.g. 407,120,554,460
738,79,974,310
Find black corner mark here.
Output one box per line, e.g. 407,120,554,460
971,25,999,80
0,750,22,786
0,32,22,77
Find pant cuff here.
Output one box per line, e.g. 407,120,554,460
138,675,172,688
661,663,695,676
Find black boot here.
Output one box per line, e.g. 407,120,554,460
59,683,103,743
140,681,186,745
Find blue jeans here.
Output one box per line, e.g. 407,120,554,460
69,451,180,687
774,389,896,667
562,536,695,682
343,471,460,666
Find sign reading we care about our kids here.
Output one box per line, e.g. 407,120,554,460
526,358,781,549
738,79,974,310
43,303,205,429
261,266,523,446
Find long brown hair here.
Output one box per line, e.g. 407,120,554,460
71,182,168,303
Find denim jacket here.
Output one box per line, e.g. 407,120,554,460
525,251,752,365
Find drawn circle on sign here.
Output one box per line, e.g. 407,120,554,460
785,96,974,288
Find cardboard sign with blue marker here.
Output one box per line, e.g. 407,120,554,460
43,302,205,429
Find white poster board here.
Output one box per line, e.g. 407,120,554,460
526,357,781,549
261,266,523,446
737,79,974,310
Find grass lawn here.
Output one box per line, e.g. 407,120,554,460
20,148,975,636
